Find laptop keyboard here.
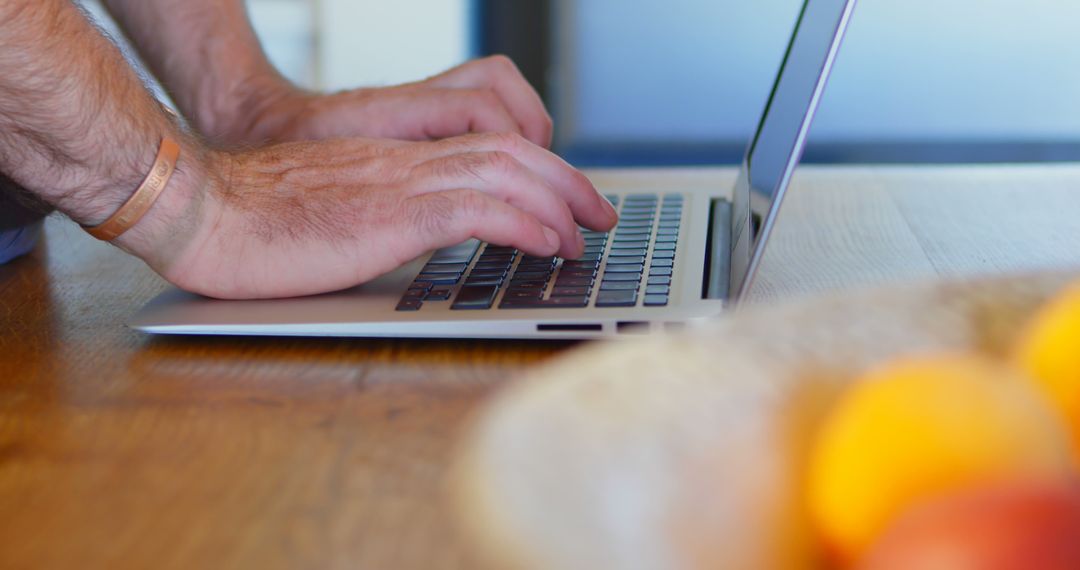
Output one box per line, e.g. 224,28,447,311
395,193,682,311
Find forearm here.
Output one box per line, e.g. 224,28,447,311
101,0,295,144
0,0,212,262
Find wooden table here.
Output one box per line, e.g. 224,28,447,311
3,165,1080,569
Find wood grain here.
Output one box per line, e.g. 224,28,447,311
3,165,1080,568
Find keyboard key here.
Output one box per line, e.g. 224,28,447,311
644,294,669,306
451,285,500,310
654,235,677,243
596,290,638,307
516,267,553,276
512,270,551,281
473,261,513,271
651,259,674,268
609,247,647,257
504,289,542,300
469,270,507,280
658,221,680,228
428,240,481,264
478,252,515,261
617,221,653,229
551,286,590,297
562,260,600,269
402,289,426,299
408,281,433,291
600,280,639,291
415,273,460,285
611,240,649,248
651,250,675,259
647,276,672,286
542,296,590,307
645,285,670,295
606,255,645,265
554,276,594,287
421,262,468,274
559,268,597,278
508,280,548,289
653,242,676,251
604,264,644,273
601,272,641,282
519,258,556,267
396,298,423,311
427,286,453,300
649,267,673,276
657,227,679,236
464,277,504,286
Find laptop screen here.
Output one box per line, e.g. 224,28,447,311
728,0,857,298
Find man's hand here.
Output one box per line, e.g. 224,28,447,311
1,0,616,300
237,56,555,149
156,133,616,299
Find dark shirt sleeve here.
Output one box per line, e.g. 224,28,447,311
0,170,52,230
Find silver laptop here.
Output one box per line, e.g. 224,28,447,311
132,0,856,339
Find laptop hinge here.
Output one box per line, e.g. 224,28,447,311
703,199,732,300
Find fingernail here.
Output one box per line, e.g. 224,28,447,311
601,195,618,219
543,226,560,251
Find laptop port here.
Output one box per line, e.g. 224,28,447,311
536,323,602,332
616,321,650,334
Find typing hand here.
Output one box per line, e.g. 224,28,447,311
240,56,554,148
154,133,616,299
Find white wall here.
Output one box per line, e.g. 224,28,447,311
557,0,1080,144
81,0,474,92
317,0,474,90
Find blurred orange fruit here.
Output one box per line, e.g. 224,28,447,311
807,354,1075,563
858,479,1080,570
1015,282,1080,459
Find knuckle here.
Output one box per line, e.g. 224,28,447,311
485,54,518,73
405,193,456,239
431,153,485,182
469,88,501,108
480,151,519,177
452,189,489,219
485,131,526,154
541,112,555,132
445,189,492,239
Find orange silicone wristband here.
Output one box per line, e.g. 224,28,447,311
83,136,180,241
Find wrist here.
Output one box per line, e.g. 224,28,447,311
111,140,224,276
